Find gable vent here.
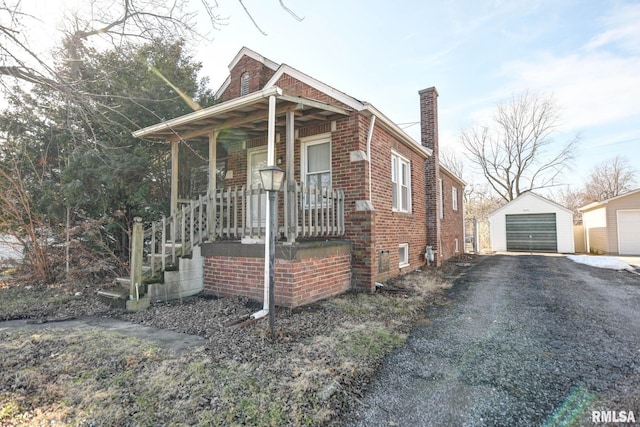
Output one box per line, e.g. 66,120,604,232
240,72,250,96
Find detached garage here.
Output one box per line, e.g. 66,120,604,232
579,188,640,255
489,192,575,253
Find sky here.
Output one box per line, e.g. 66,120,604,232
16,0,640,191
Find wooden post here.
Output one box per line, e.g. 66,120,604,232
208,131,218,241
286,110,296,243
130,217,143,300
170,140,179,219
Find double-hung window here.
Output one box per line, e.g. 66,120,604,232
452,187,459,211
302,135,331,207
438,179,444,219
391,152,411,212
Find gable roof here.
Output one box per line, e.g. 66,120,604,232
264,63,365,111
489,192,573,218
439,164,467,186
229,47,279,72
579,188,640,212
216,47,432,159
214,47,279,99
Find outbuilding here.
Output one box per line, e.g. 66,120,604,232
489,192,575,253
579,188,640,255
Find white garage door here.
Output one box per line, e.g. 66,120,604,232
618,210,640,255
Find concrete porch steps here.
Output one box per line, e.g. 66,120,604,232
98,267,154,312
98,245,204,312
96,288,129,310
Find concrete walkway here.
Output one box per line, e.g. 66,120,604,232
618,256,640,269
0,316,205,353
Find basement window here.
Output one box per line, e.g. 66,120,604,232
399,243,409,268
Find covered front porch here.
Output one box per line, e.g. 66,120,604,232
124,86,353,307
135,84,351,243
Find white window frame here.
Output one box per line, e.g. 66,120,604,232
452,186,458,211
438,178,444,219
301,134,332,207
455,238,459,253
399,243,409,268
391,151,412,213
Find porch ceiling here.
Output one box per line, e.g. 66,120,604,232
132,87,352,143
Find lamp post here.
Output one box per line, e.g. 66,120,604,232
259,165,285,333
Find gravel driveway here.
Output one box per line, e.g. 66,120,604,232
344,254,640,426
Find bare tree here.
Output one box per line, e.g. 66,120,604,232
552,185,587,224
464,182,503,252
0,158,52,282
461,91,580,202
439,147,465,179
0,0,224,96
582,155,637,203
1,0,302,89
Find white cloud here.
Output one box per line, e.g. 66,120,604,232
500,51,640,131
584,2,640,54
497,4,640,133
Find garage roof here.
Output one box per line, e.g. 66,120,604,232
578,188,640,212
489,192,574,218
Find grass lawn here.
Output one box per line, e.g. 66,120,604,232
0,268,454,426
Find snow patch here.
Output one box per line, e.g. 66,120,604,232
567,255,633,271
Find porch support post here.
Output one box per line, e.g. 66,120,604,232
130,217,143,299
285,110,296,243
208,131,218,241
263,95,276,311
267,96,276,164
170,140,179,218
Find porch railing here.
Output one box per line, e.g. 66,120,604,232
139,182,345,278
213,183,345,240
143,193,208,278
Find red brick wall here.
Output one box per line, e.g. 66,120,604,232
419,87,442,266
331,114,376,290
272,74,354,110
218,55,276,101
213,60,452,292
439,170,465,261
363,122,429,286
203,252,351,307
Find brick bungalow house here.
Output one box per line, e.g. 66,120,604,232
130,47,465,308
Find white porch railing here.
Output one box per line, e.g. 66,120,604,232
139,182,345,278
143,193,208,278
213,183,345,240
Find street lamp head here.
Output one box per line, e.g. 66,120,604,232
259,165,285,192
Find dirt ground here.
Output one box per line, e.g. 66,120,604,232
0,259,467,426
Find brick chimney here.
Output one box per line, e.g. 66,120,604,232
419,87,441,265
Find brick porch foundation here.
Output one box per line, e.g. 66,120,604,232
201,240,352,308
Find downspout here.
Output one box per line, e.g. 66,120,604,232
366,115,376,202
251,94,277,320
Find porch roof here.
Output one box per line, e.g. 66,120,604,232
132,86,351,143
